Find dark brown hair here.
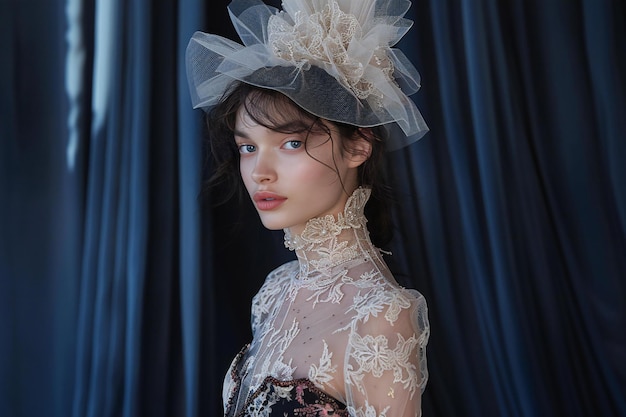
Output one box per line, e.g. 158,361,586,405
205,82,394,247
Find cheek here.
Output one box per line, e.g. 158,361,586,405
303,144,346,182
290,160,340,186
239,159,255,192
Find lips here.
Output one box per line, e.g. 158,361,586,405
253,191,287,211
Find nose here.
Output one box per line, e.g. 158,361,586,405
251,151,277,184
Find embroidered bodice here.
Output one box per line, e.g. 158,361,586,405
223,188,429,417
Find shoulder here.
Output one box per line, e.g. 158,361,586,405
253,260,297,300
348,281,429,361
385,287,428,334
352,281,429,352
250,260,298,329
349,273,428,333
270,259,299,276
262,260,298,287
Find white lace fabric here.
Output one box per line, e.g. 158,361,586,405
224,188,429,416
268,0,396,101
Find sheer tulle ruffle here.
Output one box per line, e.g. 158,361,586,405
186,0,428,150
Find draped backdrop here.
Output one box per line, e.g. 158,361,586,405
1,0,624,416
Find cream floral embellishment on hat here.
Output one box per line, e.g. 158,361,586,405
268,0,395,100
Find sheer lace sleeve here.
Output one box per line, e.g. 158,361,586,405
344,290,429,417
250,260,298,335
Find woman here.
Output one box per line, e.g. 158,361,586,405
186,0,429,415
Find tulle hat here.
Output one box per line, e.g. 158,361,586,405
186,0,428,150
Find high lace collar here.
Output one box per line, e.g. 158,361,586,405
283,187,381,280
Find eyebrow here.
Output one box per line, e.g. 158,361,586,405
233,129,249,139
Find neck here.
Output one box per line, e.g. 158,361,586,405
284,187,383,279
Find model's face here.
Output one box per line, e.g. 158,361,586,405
234,106,359,234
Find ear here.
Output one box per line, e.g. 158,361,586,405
345,128,373,168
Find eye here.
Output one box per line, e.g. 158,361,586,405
283,140,303,150
238,144,256,154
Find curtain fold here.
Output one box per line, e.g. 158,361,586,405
72,0,151,416
177,0,206,415
1,1,83,416
400,0,626,415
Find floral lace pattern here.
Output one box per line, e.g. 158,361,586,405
224,187,429,417
268,0,395,100
284,187,377,281
284,187,370,252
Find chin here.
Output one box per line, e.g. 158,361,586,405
261,223,285,231
258,216,290,231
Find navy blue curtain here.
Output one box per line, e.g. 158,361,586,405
394,1,626,416
1,0,624,417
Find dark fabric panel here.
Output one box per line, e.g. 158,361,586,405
1,1,82,416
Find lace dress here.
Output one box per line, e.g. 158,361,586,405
223,188,429,417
